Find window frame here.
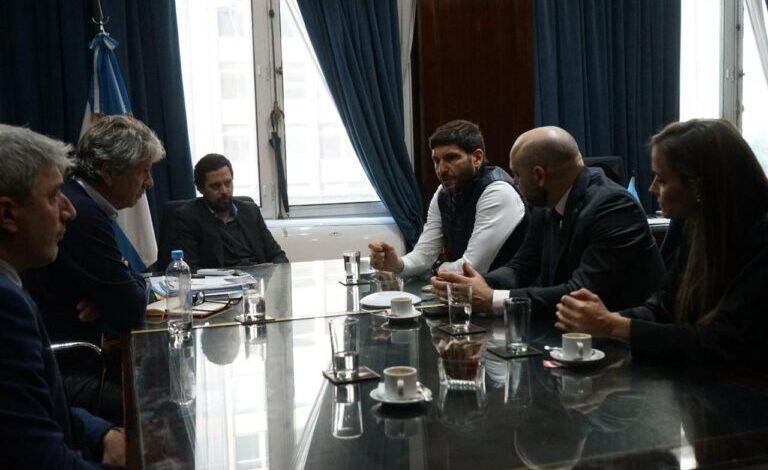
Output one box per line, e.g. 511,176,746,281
721,0,745,127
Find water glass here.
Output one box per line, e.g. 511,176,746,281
343,250,361,282
503,297,531,352
243,278,266,321
329,316,360,380
447,283,472,333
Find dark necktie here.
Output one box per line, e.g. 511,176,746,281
546,210,562,285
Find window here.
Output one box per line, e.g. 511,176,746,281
680,0,768,173
742,5,768,171
217,6,247,37
679,0,722,120
176,0,383,218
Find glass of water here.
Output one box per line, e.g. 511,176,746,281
447,283,472,333
503,297,531,352
243,278,266,322
343,250,361,283
329,316,360,380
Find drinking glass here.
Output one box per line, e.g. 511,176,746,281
343,250,361,283
329,316,359,380
243,278,266,321
503,297,531,352
447,283,472,333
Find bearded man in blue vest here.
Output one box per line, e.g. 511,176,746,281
369,120,528,277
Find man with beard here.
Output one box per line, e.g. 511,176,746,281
432,126,665,317
164,153,288,271
369,120,528,277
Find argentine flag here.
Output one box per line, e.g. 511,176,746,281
627,176,640,201
82,32,157,271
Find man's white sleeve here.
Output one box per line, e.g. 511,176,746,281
439,181,525,274
400,189,444,277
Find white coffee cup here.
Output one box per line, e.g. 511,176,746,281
562,333,592,360
390,296,413,317
383,366,419,399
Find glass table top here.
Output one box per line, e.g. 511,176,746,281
130,312,768,469
139,260,439,332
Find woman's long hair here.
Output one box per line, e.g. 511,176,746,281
651,119,768,324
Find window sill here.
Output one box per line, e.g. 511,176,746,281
266,216,396,228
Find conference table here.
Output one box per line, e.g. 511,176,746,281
126,260,768,469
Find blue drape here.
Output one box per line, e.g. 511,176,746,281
296,0,423,249
533,0,681,211
0,0,195,232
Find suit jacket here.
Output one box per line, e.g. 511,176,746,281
0,276,113,469
21,181,147,344
164,198,288,271
485,167,665,316
623,213,768,371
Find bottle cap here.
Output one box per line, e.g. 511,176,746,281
171,249,184,260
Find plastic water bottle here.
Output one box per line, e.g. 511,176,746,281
166,249,192,340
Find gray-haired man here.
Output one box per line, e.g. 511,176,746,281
0,124,125,467
23,115,165,422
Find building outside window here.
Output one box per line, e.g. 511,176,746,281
176,0,382,219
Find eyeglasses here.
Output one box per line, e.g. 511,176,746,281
191,291,243,310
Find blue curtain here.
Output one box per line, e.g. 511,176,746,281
533,0,681,211
0,0,195,232
296,0,423,249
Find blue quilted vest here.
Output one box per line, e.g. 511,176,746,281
438,164,529,272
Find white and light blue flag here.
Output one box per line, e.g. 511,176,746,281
82,32,157,271
627,176,640,202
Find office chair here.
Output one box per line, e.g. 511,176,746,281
50,341,106,415
583,156,627,187
155,196,256,270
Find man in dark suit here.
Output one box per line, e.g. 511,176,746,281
0,124,124,467
433,126,664,317
163,153,288,271
22,115,165,423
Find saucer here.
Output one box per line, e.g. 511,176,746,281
360,291,422,308
549,348,605,366
375,307,422,323
369,382,433,404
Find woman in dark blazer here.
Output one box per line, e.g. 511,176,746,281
555,119,768,370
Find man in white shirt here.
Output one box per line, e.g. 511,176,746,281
432,126,664,317
369,120,527,277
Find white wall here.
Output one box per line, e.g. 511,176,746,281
266,217,405,262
